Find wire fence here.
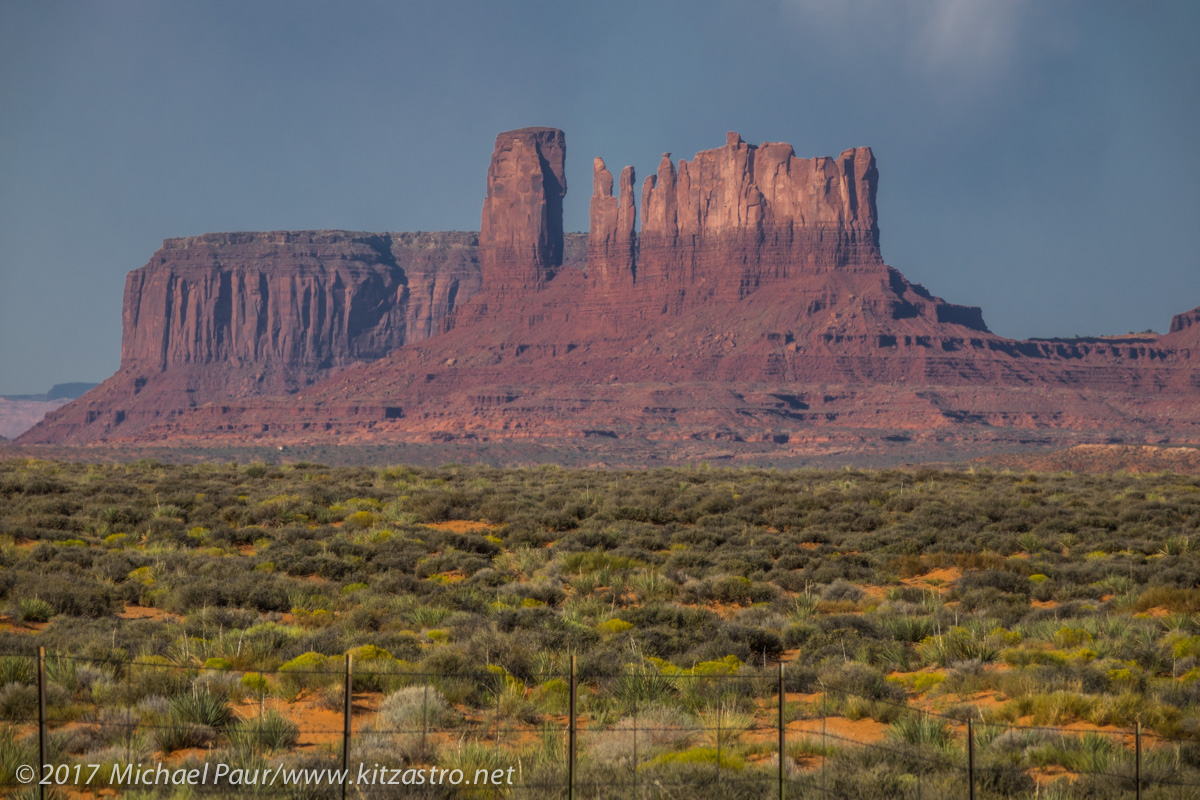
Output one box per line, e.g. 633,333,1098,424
0,649,1198,799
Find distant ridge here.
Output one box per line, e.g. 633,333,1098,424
2,382,97,402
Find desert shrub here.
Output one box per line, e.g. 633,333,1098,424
588,703,701,766
17,597,54,623
376,685,450,733
643,745,745,772
227,709,299,754
918,625,1002,668
152,691,231,752
956,569,1029,596
888,714,954,749
820,661,903,703
822,579,866,603
882,615,936,643
277,652,340,698
1136,586,1200,613
14,573,116,618
0,683,37,721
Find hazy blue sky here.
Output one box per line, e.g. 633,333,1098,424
2,0,1197,394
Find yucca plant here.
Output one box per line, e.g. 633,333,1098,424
170,689,232,729
887,714,954,750
883,614,936,643
699,700,755,749
407,604,452,628
0,657,33,686
17,597,54,624
226,710,299,754
153,689,231,754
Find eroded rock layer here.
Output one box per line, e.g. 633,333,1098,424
479,127,567,294
29,229,575,443
20,127,1200,450
121,230,479,375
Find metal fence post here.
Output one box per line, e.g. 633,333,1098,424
342,653,353,800
632,698,639,800
1135,722,1142,800
716,694,722,786
37,647,47,800
125,656,132,768
256,669,264,748
568,655,577,800
821,686,827,797
778,662,785,800
967,718,976,800
495,670,503,751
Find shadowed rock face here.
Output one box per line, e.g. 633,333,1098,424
23,231,481,443
1170,306,1200,335
121,231,481,376
19,127,1200,448
1166,306,1200,351
479,127,567,294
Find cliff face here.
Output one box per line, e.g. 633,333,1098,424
636,134,881,311
121,230,480,380
587,131,983,332
20,126,1200,449
588,159,637,293
479,127,567,294
25,230,484,442
1170,306,1200,335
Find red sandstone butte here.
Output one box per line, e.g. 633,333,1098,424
18,127,1200,449
479,127,567,294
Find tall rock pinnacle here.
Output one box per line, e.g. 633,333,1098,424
588,158,636,292
479,127,567,293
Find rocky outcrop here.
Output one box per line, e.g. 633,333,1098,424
23,230,485,442
1166,305,1200,350
1170,306,1200,334
585,134,893,315
587,159,636,293
121,230,481,380
20,127,1200,450
479,127,567,293
634,133,881,313
0,398,74,439
588,132,983,330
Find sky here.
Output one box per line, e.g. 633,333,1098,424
1,0,1198,394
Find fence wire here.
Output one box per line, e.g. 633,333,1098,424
0,650,1197,799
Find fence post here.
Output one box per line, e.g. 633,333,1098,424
820,685,827,797
716,696,722,786
632,699,638,800
125,656,133,768
341,652,353,800
37,647,47,800
495,671,503,751
1135,722,1141,800
778,662,785,800
967,718,976,800
568,655,577,800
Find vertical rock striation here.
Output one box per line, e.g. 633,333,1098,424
637,133,881,309
587,159,636,294
590,132,892,316
25,230,483,442
20,125,1200,449
120,231,480,382
479,127,568,294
